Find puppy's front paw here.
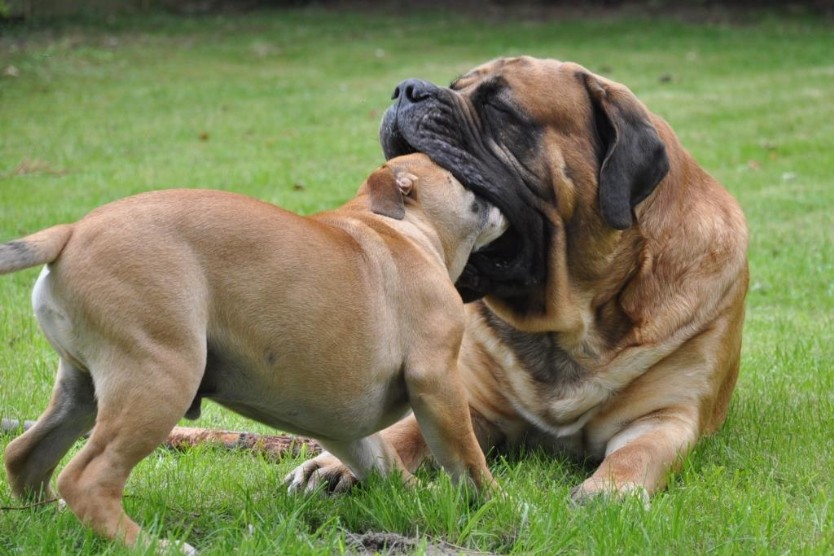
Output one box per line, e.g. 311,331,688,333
284,452,358,494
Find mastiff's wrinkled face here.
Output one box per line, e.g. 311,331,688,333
380,56,669,303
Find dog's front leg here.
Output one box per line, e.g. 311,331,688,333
571,407,700,505
405,362,495,493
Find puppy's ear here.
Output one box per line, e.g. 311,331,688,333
395,171,417,196
583,73,670,230
366,166,415,220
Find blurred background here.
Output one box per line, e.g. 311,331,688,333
2,0,833,20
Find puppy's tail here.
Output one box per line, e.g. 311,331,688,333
0,225,74,275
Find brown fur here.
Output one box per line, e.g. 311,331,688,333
291,57,748,502
1,153,505,551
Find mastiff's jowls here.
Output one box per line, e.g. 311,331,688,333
291,56,749,502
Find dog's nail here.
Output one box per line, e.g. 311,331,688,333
286,478,299,493
304,474,324,495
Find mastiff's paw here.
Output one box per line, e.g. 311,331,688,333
284,452,358,494
570,479,651,510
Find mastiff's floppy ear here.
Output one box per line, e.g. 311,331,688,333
583,73,670,230
366,166,415,220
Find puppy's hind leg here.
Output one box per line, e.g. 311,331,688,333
55,345,204,551
5,358,97,501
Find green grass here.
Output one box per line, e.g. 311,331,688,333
1,7,833,554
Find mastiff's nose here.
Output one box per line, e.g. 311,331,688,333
392,79,436,104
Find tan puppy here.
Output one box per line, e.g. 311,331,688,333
1,153,504,551
291,56,749,503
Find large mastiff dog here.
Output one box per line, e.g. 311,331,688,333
1,154,504,550
290,56,749,501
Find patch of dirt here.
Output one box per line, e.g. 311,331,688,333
2,158,67,178
345,532,494,555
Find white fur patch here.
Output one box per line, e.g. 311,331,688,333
31,266,75,361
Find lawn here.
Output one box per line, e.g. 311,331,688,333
1,6,833,554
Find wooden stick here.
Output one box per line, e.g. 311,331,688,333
164,426,320,459
1,418,320,460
